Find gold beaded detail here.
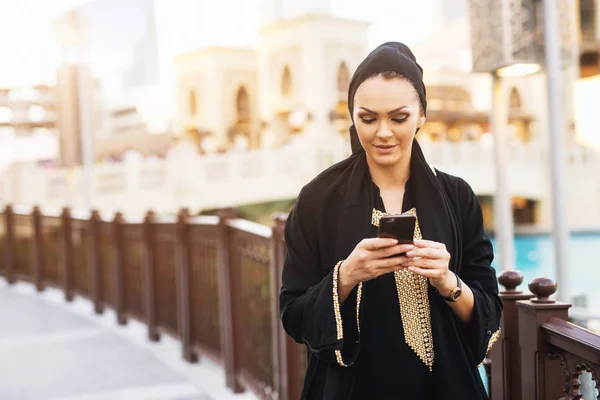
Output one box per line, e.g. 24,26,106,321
372,207,435,371
371,208,387,227
332,260,363,367
486,328,501,355
478,328,502,368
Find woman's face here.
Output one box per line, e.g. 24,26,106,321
352,76,425,167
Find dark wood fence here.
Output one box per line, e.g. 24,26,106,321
489,271,600,399
0,205,304,400
1,204,599,399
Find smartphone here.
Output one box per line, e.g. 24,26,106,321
377,214,416,245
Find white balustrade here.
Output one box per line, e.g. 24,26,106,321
0,145,322,215
420,140,548,198
1,141,598,216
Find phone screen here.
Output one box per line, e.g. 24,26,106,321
377,214,416,245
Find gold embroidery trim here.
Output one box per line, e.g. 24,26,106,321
332,260,363,367
486,328,501,355
478,328,502,368
372,207,435,371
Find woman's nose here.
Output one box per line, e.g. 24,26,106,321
377,122,393,138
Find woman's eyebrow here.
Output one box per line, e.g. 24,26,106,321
359,106,409,115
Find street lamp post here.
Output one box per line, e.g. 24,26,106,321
490,73,515,272
542,0,570,301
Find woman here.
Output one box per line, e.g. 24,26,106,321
280,42,502,399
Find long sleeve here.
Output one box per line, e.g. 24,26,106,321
279,189,360,366
457,179,503,364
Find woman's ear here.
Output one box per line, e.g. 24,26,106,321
418,114,426,129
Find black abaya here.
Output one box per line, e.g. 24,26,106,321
279,148,501,400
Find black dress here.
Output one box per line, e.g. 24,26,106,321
279,147,502,400
352,180,435,399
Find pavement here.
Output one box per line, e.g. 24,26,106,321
0,280,258,400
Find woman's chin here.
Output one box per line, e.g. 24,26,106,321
368,152,401,167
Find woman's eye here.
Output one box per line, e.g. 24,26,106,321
392,117,408,123
360,117,376,124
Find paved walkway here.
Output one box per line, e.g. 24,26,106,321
0,280,258,400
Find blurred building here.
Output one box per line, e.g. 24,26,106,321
409,0,600,231
53,0,171,162
54,64,99,166
170,0,600,229
579,0,600,77
175,0,369,152
0,85,57,137
175,47,260,152
0,85,59,169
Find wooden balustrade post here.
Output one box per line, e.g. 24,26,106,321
89,210,103,314
490,270,535,400
32,206,45,292
271,213,301,400
517,277,571,400
176,208,198,363
217,208,243,393
113,212,127,325
4,204,15,284
143,210,160,341
61,207,74,302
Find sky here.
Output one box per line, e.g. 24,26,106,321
0,0,436,87
0,0,87,86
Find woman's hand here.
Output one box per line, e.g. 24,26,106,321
404,239,457,295
338,238,414,302
405,239,475,322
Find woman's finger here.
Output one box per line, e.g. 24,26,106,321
361,237,398,250
413,239,446,250
406,257,439,269
406,247,442,259
407,266,445,279
371,255,411,270
377,244,415,259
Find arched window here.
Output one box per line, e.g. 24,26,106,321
236,86,250,123
188,89,197,116
509,87,522,111
281,65,292,97
508,87,530,142
337,62,350,94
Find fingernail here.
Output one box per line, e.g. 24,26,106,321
406,251,413,257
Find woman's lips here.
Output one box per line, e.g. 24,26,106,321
374,144,397,154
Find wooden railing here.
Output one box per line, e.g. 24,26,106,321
489,271,600,399
1,203,599,399
0,205,304,400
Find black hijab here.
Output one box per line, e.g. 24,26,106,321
343,41,463,274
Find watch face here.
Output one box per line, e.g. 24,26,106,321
451,287,463,301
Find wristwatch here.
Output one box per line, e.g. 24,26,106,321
436,272,462,302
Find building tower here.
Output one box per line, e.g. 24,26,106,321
258,0,370,151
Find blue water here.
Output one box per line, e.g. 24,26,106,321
490,232,600,300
